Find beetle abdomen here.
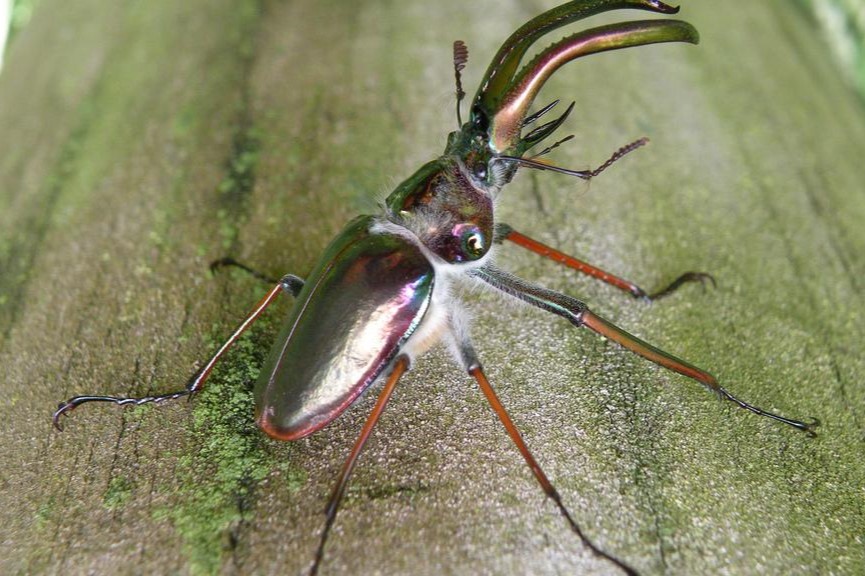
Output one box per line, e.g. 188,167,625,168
254,216,433,441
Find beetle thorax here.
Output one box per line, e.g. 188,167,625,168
386,156,495,266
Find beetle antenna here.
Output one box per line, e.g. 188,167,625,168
498,156,594,180
500,137,649,181
588,136,649,177
453,40,469,126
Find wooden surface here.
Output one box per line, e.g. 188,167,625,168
1,1,864,574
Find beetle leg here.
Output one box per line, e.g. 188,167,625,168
450,332,638,575
311,356,410,576
53,278,303,430
494,223,715,301
209,257,305,296
470,265,819,436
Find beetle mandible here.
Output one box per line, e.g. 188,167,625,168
54,1,818,574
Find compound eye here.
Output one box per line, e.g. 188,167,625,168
471,106,489,132
460,228,486,260
473,163,487,182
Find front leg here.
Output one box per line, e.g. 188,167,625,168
471,265,818,436
495,223,715,300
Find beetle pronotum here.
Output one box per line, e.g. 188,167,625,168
54,1,817,574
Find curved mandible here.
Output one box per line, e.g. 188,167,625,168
489,20,700,153
489,19,698,153
474,0,681,115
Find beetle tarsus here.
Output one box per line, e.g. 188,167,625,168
717,387,820,437
646,271,716,301
803,417,822,437
210,257,282,284
211,257,305,295
52,390,196,430
550,489,640,575
52,402,72,431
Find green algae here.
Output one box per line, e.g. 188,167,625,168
159,312,278,575
103,476,134,511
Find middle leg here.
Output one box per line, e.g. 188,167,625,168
470,264,818,436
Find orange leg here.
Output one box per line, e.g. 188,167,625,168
470,364,639,575
310,356,410,576
471,265,818,436
447,327,638,575
53,274,303,429
497,223,715,300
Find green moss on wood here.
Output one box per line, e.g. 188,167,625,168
159,310,285,575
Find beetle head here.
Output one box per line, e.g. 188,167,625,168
385,0,698,266
468,0,697,159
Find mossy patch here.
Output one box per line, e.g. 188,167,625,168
216,125,261,250
103,476,134,511
158,304,299,575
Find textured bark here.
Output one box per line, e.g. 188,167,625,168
1,1,863,575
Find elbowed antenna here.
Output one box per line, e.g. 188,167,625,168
453,40,469,126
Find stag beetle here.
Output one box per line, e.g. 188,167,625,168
54,1,817,574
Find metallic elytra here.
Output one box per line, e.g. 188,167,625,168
254,215,434,441
53,2,818,575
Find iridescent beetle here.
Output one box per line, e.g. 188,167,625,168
53,1,818,574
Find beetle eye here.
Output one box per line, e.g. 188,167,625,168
473,163,487,181
461,229,486,259
471,106,488,132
